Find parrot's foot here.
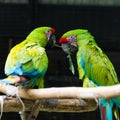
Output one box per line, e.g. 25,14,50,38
6,76,27,84
13,76,27,83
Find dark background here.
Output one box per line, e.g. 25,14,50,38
0,2,120,120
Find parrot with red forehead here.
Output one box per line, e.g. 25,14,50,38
59,29,120,120
0,26,56,88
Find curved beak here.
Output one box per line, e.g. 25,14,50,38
47,34,56,47
61,43,71,54
61,43,78,54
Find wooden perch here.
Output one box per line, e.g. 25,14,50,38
0,83,120,100
2,97,97,112
0,83,120,114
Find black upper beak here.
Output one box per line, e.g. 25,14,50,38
61,43,78,54
47,34,56,48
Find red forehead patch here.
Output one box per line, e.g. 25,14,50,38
59,37,68,44
51,28,55,34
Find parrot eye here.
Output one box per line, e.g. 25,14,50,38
67,36,76,41
70,36,76,39
45,30,51,34
45,30,52,41
67,36,77,47
46,29,56,47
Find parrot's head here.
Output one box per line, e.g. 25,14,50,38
27,26,56,47
59,29,94,54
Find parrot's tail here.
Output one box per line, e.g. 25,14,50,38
99,98,113,120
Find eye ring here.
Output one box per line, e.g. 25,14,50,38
68,36,77,42
45,30,51,34
70,36,76,39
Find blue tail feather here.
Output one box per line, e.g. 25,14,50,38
99,98,113,120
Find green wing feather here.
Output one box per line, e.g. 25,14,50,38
77,44,119,86
5,41,48,88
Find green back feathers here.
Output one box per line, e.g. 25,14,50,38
26,26,52,47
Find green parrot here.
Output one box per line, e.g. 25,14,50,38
0,26,56,88
59,29,120,120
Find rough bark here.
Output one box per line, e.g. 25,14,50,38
2,97,97,112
